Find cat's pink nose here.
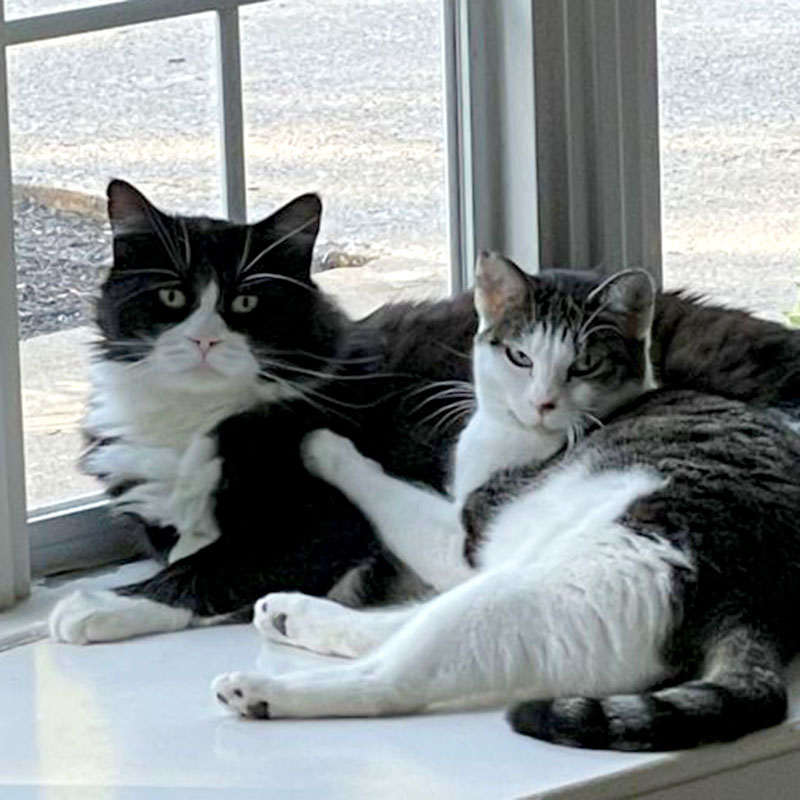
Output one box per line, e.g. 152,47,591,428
537,400,557,415
189,336,223,355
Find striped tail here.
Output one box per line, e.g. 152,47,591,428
508,628,787,751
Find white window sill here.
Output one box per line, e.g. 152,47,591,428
1,567,800,799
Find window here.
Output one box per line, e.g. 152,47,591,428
0,0,456,604
1,0,663,607
659,0,800,322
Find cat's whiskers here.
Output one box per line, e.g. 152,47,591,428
112,281,182,308
239,214,320,277
409,384,474,416
235,227,253,278
146,206,187,276
405,378,473,400
580,410,605,429
256,365,395,413
111,267,183,281
256,355,409,384
578,324,622,344
577,299,611,342
257,367,356,422
261,347,382,366
290,378,404,410
434,341,473,361
428,400,475,436
238,272,318,295
179,219,192,268
416,397,475,433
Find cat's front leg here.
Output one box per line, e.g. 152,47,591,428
252,592,419,658
214,542,674,721
214,567,534,720
302,429,472,592
165,434,222,563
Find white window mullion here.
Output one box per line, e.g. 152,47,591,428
215,6,247,222
531,0,662,282
0,15,31,609
443,0,540,289
444,0,662,287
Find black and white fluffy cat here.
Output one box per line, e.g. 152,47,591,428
214,254,800,752
49,180,474,643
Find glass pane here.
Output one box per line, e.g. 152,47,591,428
10,14,221,510
5,0,125,22
240,0,448,318
659,0,800,322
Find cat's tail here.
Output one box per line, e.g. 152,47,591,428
507,627,787,751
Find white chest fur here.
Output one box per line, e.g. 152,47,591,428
476,459,668,569
84,359,291,562
452,410,564,502
86,359,277,450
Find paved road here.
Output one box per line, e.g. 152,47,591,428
8,0,448,266
6,0,800,317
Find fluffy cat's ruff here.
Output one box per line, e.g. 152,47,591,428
215,257,800,752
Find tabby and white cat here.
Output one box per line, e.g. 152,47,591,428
214,254,800,752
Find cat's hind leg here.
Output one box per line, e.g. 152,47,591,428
303,429,472,592
215,567,553,719
253,592,420,658
214,527,680,719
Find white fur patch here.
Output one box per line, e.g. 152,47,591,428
49,589,192,644
253,591,414,658
478,461,668,567
453,411,563,501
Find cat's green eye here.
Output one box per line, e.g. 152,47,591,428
158,288,186,309
232,294,258,314
504,346,533,369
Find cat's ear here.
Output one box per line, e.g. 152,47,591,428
250,193,322,279
107,179,164,235
588,269,655,340
474,252,529,325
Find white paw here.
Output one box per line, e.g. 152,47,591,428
48,589,192,644
213,672,273,719
114,480,173,526
301,429,369,482
253,592,360,658
83,441,180,482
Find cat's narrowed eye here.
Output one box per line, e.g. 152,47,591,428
231,294,259,314
158,288,186,309
504,346,533,369
569,354,603,379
